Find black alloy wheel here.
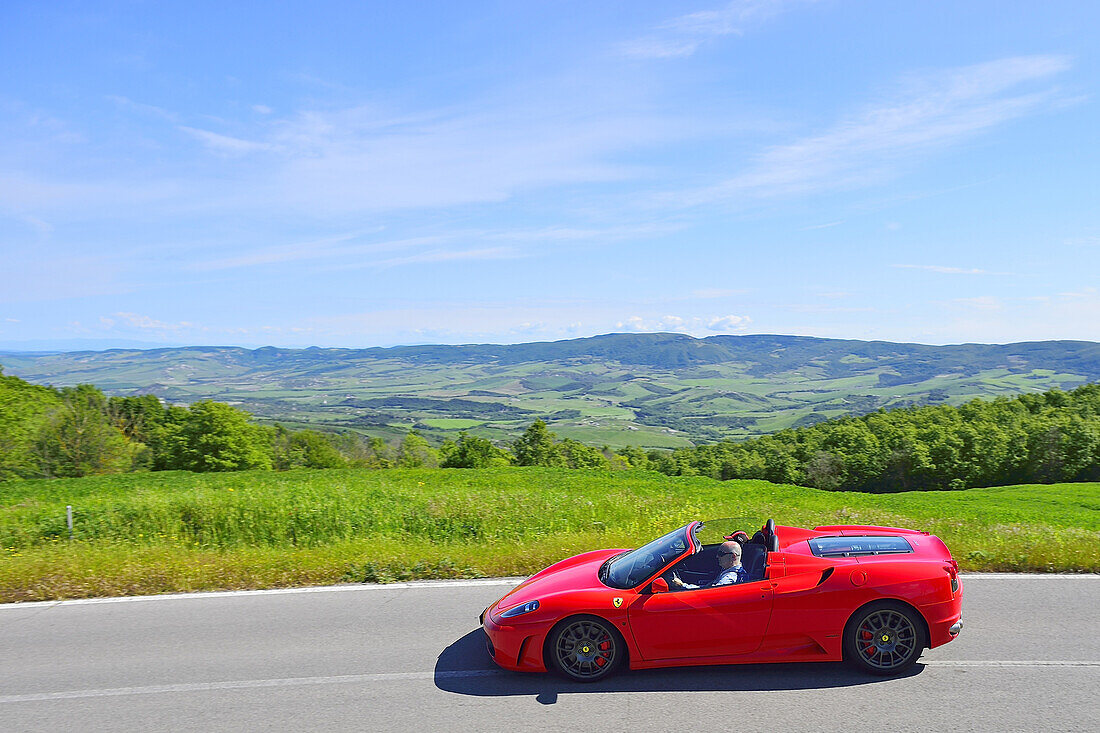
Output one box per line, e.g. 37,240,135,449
548,616,621,682
844,601,926,675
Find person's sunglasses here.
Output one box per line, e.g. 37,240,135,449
717,550,737,557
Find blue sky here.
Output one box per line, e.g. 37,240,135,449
1,1,1098,349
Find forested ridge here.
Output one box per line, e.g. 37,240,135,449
2,366,1098,492
650,383,1100,491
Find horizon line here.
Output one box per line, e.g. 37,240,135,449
2,331,1099,355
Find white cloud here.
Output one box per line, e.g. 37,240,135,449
113,312,197,331
707,314,751,331
252,105,273,115
615,313,751,334
621,1,809,59
678,55,1072,203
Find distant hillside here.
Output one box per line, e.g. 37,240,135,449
2,333,1098,448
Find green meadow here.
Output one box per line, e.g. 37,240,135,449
1,468,1097,602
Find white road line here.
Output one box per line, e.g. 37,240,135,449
1,573,1095,610
0,578,525,610
0,671,497,704
924,660,1100,667
2,662,1097,703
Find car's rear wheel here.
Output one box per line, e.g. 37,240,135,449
844,601,926,675
547,616,622,682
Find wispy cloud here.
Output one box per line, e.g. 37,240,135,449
106,95,177,122
179,126,276,155
800,220,844,231
482,223,683,242
893,264,996,275
371,246,520,269
621,1,810,59
691,288,745,299
678,55,1072,203
193,222,672,272
192,230,405,270
948,296,1003,313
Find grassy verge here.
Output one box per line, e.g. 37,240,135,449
2,468,1097,602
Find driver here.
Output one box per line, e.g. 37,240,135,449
671,540,747,590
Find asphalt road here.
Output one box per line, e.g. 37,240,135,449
1,575,1098,732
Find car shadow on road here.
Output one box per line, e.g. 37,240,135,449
435,629,922,704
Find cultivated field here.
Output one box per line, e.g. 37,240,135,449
2,468,1096,602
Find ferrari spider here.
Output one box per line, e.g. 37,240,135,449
481,518,963,680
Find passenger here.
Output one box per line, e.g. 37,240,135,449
671,540,747,590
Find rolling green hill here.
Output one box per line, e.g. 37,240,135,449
3,333,1098,448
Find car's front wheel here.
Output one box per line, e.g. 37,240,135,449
547,615,622,682
844,601,926,675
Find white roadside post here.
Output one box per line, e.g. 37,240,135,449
67,505,73,541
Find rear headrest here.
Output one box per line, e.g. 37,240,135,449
740,543,767,582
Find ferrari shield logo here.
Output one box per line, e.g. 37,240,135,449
613,597,623,608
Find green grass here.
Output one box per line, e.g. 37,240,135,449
1,468,1097,602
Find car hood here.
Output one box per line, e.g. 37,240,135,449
490,548,624,618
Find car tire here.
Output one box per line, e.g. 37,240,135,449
844,601,926,675
547,615,623,682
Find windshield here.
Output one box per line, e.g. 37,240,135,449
600,524,694,589
694,517,764,546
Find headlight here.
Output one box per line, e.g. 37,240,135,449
499,600,540,618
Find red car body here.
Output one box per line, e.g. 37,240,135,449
482,520,963,676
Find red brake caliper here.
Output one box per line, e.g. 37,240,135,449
596,636,612,666
860,629,875,655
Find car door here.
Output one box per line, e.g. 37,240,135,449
626,578,773,660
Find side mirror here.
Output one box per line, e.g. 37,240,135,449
650,577,669,594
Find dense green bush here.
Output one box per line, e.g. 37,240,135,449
651,384,1100,491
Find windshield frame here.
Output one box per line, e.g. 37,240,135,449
599,521,701,590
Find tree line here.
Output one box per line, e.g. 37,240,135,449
0,372,379,478
0,369,621,479
2,366,1098,491
645,383,1100,491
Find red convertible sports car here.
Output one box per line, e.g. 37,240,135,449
482,518,963,680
